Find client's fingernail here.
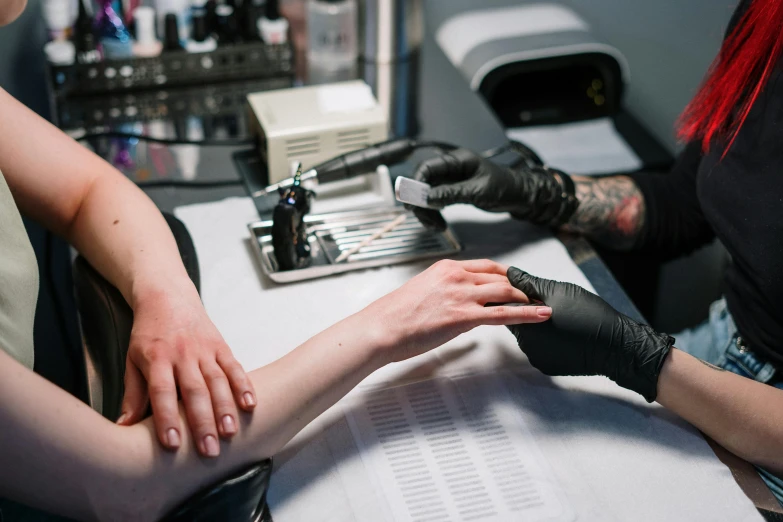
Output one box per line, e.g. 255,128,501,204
116,413,128,425
222,415,236,435
166,428,181,449
243,392,256,408
203,435,220,457
537,307,552,318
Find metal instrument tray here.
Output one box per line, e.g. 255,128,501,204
248,206,461,283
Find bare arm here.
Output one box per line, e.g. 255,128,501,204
0,306,386,521
0,260,551,521
559,176,646,251
0,87,257,455
657,348,783,473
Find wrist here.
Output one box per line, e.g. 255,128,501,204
544,168,579,227
613,317,675,402
353,300,404,368
129,271,199,311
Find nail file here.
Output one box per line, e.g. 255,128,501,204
394,176,443,209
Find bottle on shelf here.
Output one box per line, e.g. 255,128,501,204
132,5,163,56
258,0,288,44
163,12,184,50
95,0,134,59
306,0,358,69
215,4,239,45
74,0,101,63
185,11,217,52
42,0,74,41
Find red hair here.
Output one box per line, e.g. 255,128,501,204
677,0,783,155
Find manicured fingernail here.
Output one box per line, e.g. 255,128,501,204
116,413,128,425
222,415,236,435
203,435,219,457
537,306,552,317
243,392,256,408
166,428,181,449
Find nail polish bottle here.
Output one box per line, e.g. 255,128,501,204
74,0,101,63
163,12,184,50
185,11,217,52
132,6,163,56
258,0,288,44
215,4,239,45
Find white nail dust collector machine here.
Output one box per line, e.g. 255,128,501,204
248,80,389,184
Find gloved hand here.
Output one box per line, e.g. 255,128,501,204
506,267,674,402
409,148,577,231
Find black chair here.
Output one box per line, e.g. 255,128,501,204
73,213,272,522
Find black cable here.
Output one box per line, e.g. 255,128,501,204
481,143,511,159
75,131,255,147
506,139,544,167
415,140,460,151
136,178,244,189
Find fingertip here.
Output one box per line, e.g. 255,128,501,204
242,391,257,410
116,412,128,425
163,427,182,450
506,266,523,281
202,434,220,458
536,306,552,319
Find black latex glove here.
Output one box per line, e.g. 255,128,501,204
409,148,572,231
506,267,674,402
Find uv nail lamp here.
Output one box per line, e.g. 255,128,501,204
436,4,629,127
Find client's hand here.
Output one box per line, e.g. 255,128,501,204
366,259,553,364
506,267,674,402
409,148,574,231
119,279,255,458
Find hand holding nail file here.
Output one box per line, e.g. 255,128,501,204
394,177,443,209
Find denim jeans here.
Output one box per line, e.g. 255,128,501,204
674,297,783,505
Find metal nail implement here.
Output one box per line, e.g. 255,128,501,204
247,207,461,283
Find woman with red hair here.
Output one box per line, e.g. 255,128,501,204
415,0,783,503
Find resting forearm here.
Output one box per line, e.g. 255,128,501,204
657,348,783,473
63,172,194,307
0,87,190,307
0,310,389,521
560,176,646,250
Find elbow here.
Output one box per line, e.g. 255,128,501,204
85,425,164,522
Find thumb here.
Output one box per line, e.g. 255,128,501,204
118,358,149,425
506,267,553,303
409,206,447,231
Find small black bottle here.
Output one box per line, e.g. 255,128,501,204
73,0,100,63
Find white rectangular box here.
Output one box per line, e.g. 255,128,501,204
248,81,389,183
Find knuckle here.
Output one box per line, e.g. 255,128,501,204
502,285,517,299
148,382,176,398
491,305,508,316
214,397,237,414
181,382,209,399
174,338,189,358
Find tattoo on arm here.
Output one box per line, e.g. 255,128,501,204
697,359,727,372
561,176,646,250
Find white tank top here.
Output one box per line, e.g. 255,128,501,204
0,169,38,369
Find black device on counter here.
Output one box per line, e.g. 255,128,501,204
271,164,315,271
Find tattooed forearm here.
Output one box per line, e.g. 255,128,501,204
697,359,727,372
560,176,646,250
